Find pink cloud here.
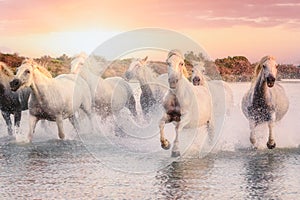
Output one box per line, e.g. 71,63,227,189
1,0,300,35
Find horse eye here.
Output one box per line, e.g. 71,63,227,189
25,69,30,74
192,70,194,73
262,65,266,68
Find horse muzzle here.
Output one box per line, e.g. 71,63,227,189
266,76,275,87
124,72,132,81
168,78,178,89
10,79,21,91
192,76,201,86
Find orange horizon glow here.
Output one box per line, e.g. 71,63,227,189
0,0,300,64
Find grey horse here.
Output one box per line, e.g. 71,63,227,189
242,56,289,149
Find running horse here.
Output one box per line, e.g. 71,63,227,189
159,50,214,157
242,56,289,149
124,57,169,116
71,53,137,119
191,61,234,115
0,61,31,136
10,59,93,142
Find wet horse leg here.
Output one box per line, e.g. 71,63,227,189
267,118,276,149
69,115,80,133
171,123,180,157
13,111,21,135
2,111,12,136
159,113,171,150
28,115,38,142
249,120,257,148
56,115,65,139
171,113,190,157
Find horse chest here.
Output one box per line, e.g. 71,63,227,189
248,96,274,123
0,91,20,113
29,95,67,121
163,92,181,122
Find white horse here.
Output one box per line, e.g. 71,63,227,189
71,53,137,119
242,56,289,149
159,50,214,157
10,59,93,142
124,56,169,115
191,62,234,115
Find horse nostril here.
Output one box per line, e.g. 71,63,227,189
267,76,275,83
10,79,20,88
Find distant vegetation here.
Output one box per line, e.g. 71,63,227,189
1,52,300,82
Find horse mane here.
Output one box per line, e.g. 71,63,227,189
23,58,53,78
167,49,184,60
252,55,275,82
167,49,189,78
0,61,14,77
71,52,87,73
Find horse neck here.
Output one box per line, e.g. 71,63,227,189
172,77,191,102
77,66,93,81
30,69,52,105
201,75,209,88
252,70,268,101
137,67,156,86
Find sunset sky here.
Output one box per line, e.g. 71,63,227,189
0,0,300,64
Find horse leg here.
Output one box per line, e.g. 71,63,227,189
56,115,65,140
267,120,276,149
27,115,38,142
207,120,215,144
69,115,80,133
171,113,190,157
159,113,171,150
171,123,180,157
80,102,94,132
2,111,12,136
13,111,21,135
126,94,137,118
249,120,257,148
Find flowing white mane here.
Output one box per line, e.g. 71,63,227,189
71,53,107,76
71,52,88,74
0,61,14,85
22,58,52,78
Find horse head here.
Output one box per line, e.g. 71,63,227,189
166,50,185,89
10,59,36,91
191,61,206,86
124,56,148,81
256,56,278,88
71,52,88,74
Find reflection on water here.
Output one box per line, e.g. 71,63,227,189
245,151,283,199
155,157,214,199
1,137,300,199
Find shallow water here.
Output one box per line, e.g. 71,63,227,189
1,82,300,199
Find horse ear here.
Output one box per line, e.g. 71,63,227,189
142,56,148,63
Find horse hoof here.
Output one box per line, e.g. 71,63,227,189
171,151,180,157
161,140,171,150
267,142,276,149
